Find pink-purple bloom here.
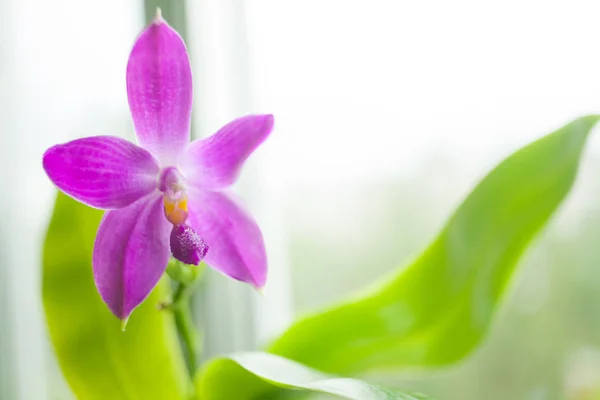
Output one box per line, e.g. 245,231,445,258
42,13,273,320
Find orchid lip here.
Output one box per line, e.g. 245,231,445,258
159,167,210,266
170,224,209,266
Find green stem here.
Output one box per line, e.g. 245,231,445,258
166,261,205,379
172,282,200,376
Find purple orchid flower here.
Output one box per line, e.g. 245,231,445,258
42,12,273,321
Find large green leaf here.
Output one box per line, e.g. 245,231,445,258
195,352,433,400
268,116,600,374
43,193,190,400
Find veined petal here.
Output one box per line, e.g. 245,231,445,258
126,16,193,163
43,136,159,209
186,188,267,288
93,194,171,320
180,115,274,189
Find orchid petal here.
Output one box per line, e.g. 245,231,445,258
187,188,267,288
126,17,193,163
180,115,274,189
93,194,171,320
43,136,159,209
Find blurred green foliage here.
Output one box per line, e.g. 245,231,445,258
269,116,600,374
395,196,600,400
195,352,433,400
43,193,190,400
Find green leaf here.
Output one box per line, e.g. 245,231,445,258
195,352,433,400
268,115,600,374
43,193,190,400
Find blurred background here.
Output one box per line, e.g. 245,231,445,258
1,0,600,399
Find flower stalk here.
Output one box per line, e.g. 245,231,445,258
165,261,205,377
